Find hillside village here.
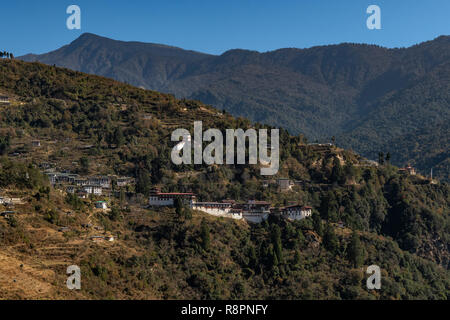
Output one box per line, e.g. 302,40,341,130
29,163,315,224
0,130,431,228
0,139,428,243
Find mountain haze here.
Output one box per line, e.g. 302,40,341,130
20,33,450,180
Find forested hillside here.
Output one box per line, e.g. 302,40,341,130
0,59,448,299
20,34,450,180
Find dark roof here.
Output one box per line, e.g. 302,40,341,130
156,192,195,196
248,200,271,205
193,202,232,206
282,205,312,210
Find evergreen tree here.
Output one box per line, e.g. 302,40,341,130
296,229,305,248
119,189,126,209
200,219,211,251
247,245,257,269
271,225,283,263
319,191,338,221
344,163,357,182
110,207,121,221
175,197,183,217
269,246,279,268
184,206,193,220
323,223,339,254
330,157,343,184
378,152,385,165
0,134,11,155
386,152,391,164
347,230,364,267
293,250,301,266
136,168,151,195
80,156,89,174
312,212,323,236
114,127,125,147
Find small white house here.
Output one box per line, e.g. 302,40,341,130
95,201,108,209
105,235,115,242
277,178,292,191
84,185,102,195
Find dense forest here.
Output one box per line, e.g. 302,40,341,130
0,59,448,299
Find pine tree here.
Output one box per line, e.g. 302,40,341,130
296,230,305,248
330,157,343,184
271,225,283,263
119,189,126,209
320,191,338,221
378,152,385,165
323,223,339,254
136,168,151,195
175,197,183,217
80,156,89,174
312,213,323,236
247,245,257,268
293,250,301,266
114,127,125,147
200,219,210,251
184,207,192,220
347,230,364,267
386,152,391,164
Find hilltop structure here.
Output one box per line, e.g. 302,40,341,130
148,189,311,224
398,165,416,175
280,205,312,221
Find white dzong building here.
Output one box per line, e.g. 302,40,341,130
148,188,196,206
281,205,312,221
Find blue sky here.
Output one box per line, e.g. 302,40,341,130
1,0,449,56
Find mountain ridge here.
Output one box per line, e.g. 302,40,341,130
19,33,450,180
